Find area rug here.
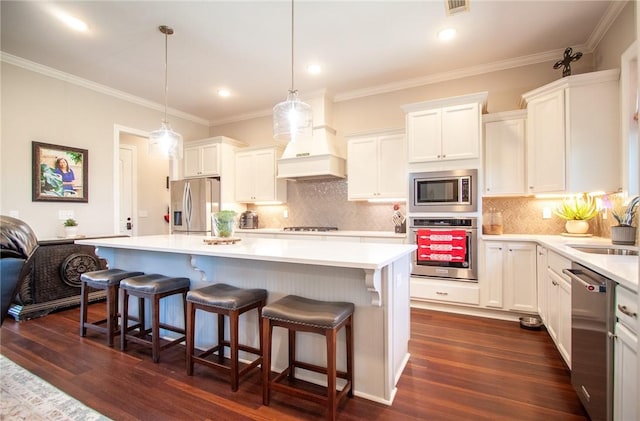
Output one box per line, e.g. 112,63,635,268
0,354,111,420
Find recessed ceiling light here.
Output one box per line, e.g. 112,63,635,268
217,89,231,98
437,28,456,41
307,64,321,75
50,8,88,32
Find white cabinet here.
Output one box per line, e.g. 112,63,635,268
235,147,286,203
183,136,247,178
482,241,537,312
545,251,572,368
184,143,219,177
347,131,406,200
522,69,621,194
536,246,548,324
182,136,247,207
483,111,527,196
402,92,487,163
614,285,638,421
411,277,480,306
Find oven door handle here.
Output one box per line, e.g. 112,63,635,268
562,269,607,293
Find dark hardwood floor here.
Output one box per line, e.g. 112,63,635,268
0,303,588,420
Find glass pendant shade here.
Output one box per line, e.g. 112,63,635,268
149,25,182,160
273,90,313,142
149,121,183,159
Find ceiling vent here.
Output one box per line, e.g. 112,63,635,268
445,0,469,15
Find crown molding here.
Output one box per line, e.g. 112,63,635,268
585,0,629,51
334,45,593,103
0,51,209,126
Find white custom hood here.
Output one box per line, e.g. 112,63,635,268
277,93,346,179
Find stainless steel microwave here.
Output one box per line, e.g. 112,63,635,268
409,169,477,213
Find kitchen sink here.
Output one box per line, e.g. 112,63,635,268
568,245,639,256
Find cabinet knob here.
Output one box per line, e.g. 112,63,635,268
437,155,441,159
435,291,449,296
529,186,534,189
442,154,446,158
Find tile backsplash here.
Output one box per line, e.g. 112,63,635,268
250,179,405,232
250,178,637,245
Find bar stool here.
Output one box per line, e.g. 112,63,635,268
262,295,354,421
79,268,144,347
120,274,190,363
186,283,267,391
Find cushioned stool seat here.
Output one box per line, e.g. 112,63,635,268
79,269,144,347
120,274,190,363
262,295,354,421
186,283,267,391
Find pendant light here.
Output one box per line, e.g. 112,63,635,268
149,25,183,159
273,0,312,143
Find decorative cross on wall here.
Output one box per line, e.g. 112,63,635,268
553,47,583,77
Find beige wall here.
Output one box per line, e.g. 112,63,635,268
594,1,636,71
0,63,209,238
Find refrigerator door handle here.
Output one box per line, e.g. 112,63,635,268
184,182,193,229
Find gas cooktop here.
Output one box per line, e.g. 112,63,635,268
282,226,339,232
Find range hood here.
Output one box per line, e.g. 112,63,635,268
277,93,346,180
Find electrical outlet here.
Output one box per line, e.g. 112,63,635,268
542,207,552,219
9,210,19,218
283,209,289,218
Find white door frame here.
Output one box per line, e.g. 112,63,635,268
113,124,180,235
119,144,137,236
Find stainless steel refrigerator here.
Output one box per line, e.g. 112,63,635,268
170,177,220,234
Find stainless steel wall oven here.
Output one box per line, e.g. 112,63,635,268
409,217,478,281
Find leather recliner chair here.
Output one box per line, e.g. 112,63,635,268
1,215,38,324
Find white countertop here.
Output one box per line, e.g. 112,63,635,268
482,234,639,291
76,234,416,271
236,228,407,239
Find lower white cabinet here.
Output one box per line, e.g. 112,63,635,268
613,285,638,421
482,241,537,312
614,322,637,421
411,277,480,306
545,251,572,368
536,246,548,324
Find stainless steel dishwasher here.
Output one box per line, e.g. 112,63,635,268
563,263,615,421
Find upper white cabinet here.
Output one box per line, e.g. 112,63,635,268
235,147,286,203
183,136,247,178
483,111,527,196
522,69,621,194
402,92,487,163
347,130,406,200
182,136,247,207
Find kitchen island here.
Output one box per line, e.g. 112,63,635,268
76,234,416,404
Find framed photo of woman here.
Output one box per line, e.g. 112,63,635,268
32,141,88,202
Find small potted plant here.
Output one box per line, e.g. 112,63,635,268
553,194,598,235
63,218,79,238
611,196,639,245
213,210,237,238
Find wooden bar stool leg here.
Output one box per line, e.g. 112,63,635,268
186,302,195,375
152,294,161,363
230,309,239,391
346,315,354,397
121,289,130,351
327,328,337,421
138,296,145,335
105,285,117,347
262,318,272,405
288,329,296,382
80,281,89,337
217,313,225,363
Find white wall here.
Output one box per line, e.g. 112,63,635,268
0,62,209,239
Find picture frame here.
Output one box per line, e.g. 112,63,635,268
32,141,88,202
